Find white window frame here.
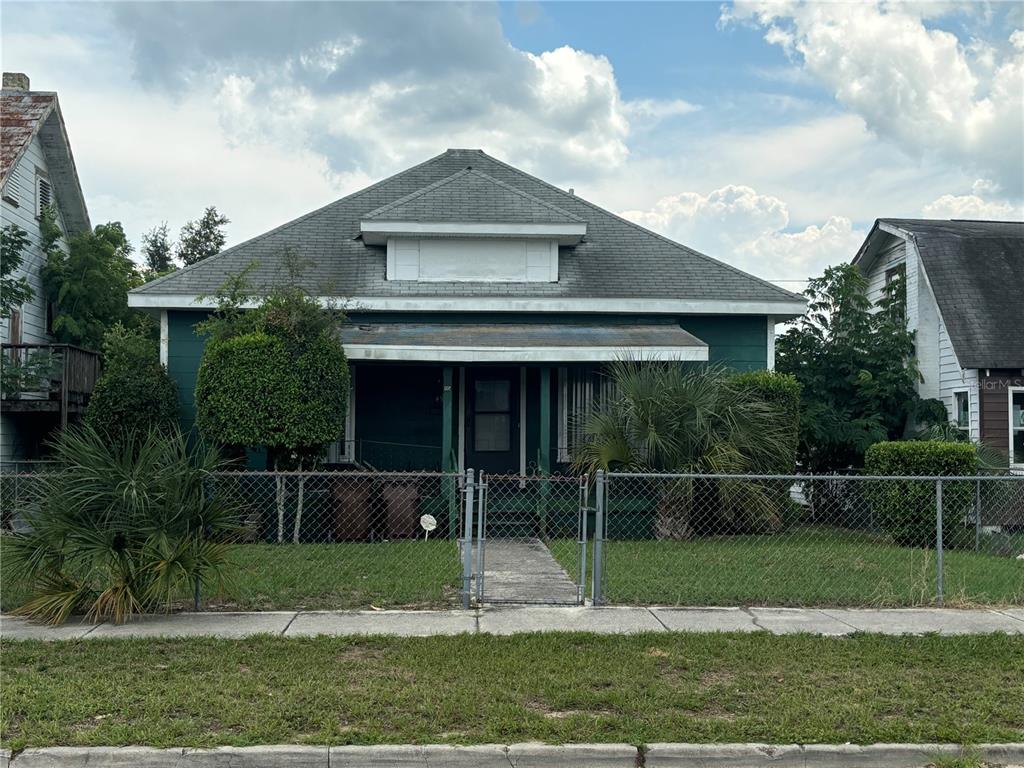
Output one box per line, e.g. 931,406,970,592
328,367,356,464
1010,386,1024,468
952,388,971,433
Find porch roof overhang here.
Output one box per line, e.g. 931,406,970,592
341,321,709,363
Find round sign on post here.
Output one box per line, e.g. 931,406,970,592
419,514,438,540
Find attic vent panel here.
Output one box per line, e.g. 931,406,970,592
2,165,24,206
36,173,52,215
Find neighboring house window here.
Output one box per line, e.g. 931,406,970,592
1011,389,1024,467
954,390,970,432
36,172,52,216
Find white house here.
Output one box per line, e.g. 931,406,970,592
1,72,92,460
853,218,1024,468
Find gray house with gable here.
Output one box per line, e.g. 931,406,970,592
129,148,806,474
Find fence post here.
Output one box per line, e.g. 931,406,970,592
578,475,588,606
475,473,486,604
592,470,605,606
462,469,475,609
974,478,981,551
935,478,944,607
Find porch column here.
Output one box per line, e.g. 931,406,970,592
538,366,552,537
442,366,456,539
442,366,454,471
539,366,552,474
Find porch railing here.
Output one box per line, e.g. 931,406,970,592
1,343,102,426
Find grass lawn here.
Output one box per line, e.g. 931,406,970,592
549,527,1024,607
2,633,1022,749
0,539,461,613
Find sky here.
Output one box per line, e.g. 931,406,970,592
3,0,1023,290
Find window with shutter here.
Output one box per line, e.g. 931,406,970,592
37,175,52,215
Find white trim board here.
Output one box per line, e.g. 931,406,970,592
342,344,709,363
361,220,586,245
127,293,806,318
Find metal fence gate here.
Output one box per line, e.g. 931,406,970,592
463,471,589,606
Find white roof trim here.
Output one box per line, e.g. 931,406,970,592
360,220,586,245
343,344,709,363
127,293,807,317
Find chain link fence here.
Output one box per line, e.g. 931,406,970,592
3,466,1022,612
592,473,1024,607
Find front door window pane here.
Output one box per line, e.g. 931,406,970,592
475,413,510,452
475,380,510,411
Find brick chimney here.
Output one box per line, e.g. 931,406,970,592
3,72,30,91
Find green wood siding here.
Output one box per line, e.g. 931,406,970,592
166,311,211,434
678,315,768,371
166,310,771,463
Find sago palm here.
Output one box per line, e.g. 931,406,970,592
4,425,242,624
572,360,793,538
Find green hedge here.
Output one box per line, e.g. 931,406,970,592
85,325,178,444
864,440,977,548
732,370,801,473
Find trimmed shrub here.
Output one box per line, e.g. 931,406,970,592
85,324,178,444
195,330,349,455
732,369,801,476
864,440,977,548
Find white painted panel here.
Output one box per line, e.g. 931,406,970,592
419,238,526,281
387,237,557,283
394,239,420,281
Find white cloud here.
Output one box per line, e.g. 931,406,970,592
724,1,1024,193
922,193,1022,219
621,185,865,281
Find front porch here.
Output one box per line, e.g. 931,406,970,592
335,319,708,474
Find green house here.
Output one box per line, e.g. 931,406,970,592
128,149,805,474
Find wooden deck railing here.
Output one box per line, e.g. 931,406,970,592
1,343,102,427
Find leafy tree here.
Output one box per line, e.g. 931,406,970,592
4,425,241,625
141,222,175,275
84,323,179,445
1,224,34,315
776,262,924,472
40,209,145,350
572,361,793,538
195,253,348,541
178,206,229,266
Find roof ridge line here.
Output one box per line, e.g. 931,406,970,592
472,150,805,303
133,148,456,294
362,165,583,223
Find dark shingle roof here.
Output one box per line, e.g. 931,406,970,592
133,148,803,308
362,167,583,224
1,87,90,234
881,218,1024,369
343,319,706,349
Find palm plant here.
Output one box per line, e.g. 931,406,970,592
4,426,242,624
915,421,1009,472
572,361,793,538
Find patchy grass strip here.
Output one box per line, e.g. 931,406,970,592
2,633,1022,750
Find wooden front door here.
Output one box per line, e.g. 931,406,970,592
466,368,520,475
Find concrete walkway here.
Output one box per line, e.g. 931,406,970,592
475,537,580,604
2,606,1022,641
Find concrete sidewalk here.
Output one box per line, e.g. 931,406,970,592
2,605,1022,641
4,742,1024,768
